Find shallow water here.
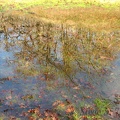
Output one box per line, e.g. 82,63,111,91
0,16,120,119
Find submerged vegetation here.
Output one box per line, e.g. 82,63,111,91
0,0,120,120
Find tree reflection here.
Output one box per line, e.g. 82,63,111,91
0,15,120,84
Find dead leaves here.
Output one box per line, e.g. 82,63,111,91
44,110,59,120
28,108,40,115
81,106,98,115
73,86,80,90
114,94,120,104
19,103,27,108
66,105,74,114
26,107,59,120
52,100,63,107
27,107,41,120
52,99,75,119
107,108,120,118
0,76,12,81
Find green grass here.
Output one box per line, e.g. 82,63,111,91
94,98,111,116
0,0,120,12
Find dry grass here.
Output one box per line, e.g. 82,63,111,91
33,7,120,32
2,5,119,32
0,0,120,32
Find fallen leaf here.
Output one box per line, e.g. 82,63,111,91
66,106,74,114
107,108,114,117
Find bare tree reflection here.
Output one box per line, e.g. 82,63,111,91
0,15,120,85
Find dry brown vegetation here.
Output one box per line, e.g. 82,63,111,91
1,5,120,31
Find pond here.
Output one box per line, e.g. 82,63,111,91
0,15,120,119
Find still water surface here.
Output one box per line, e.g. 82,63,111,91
0,16,120,118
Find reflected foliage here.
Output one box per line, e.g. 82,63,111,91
0,14,120,83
